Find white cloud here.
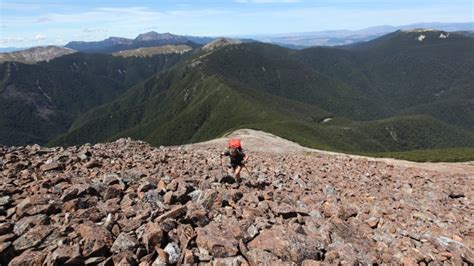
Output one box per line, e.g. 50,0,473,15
34,34,47,41
1,2,472,47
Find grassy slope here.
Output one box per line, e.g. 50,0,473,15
50,65,331,146
50,37,474,161
0,52,186,145
203,43,385,120
298,31,474,129
366,148,474,162
52,54,474,158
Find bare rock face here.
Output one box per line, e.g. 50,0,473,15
0,138,473,265
202,37,242,52
0,46,76,64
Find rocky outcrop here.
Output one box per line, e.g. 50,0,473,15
202,38,242,52
0,138,472,265
112,45,192,57
0,46,76,64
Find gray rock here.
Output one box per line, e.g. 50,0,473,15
324,185,335,195
13,214,48,235
188,189,202,202
0,196,11,206
103,173,120,186
13,225,53,251
164,242,181,264
111,232,139,253
247,225,259,239
85,257,106,265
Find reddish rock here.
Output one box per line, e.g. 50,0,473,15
155,205,187,222
154,247,169,265
186,204,210,227
51,244,83,264
103,185,123,200
246,248,281,265
157,179,167,192
269,201,299,218
196,223,239,258
1,136,472,265
213,255,249,266
9,249,47,266
163,191,173,204
0,233,15,243
366,217,379,228
15,194,60,217
40,161,63,172
85,159,102,169
142,222,164,252
248,226,325,263
112,250,137,265
117,218,142,233
12,224,53,251
77,222,114,258
302,259,324,266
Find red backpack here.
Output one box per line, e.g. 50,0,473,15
227,138,242,149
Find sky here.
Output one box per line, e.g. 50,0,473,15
0,0,473,48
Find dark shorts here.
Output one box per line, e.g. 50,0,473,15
230,160,244,169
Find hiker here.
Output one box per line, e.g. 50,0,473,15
220,138,248,183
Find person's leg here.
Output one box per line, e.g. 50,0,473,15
234,165,242,182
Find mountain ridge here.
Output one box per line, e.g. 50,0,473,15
0,46,76,64
250,21,474,47
65,32,209,54
1,29,473,161
51,34,474,156
0,52,187,146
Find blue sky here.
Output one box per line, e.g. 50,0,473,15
1,0,473,47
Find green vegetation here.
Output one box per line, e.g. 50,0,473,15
0,51,186,145
365,148,474,162
3,30,474,162
51,43,474,158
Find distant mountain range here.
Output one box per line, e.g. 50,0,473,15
1,28,474,160
249,22,474,47
65,31,213,53
2,22,472,54
53,30,472,154
112,45,193,58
